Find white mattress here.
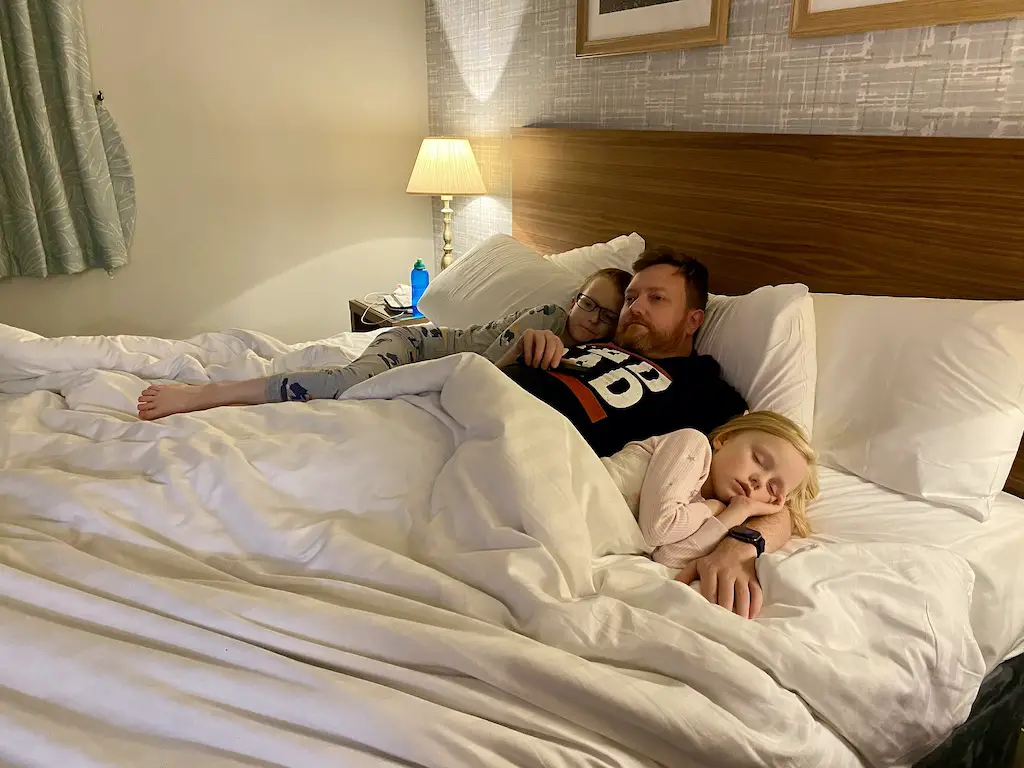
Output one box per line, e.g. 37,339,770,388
805,466,1024,671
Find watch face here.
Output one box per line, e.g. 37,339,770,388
728,526,765,557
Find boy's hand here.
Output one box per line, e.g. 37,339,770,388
493,341,522,369
520,329,565,369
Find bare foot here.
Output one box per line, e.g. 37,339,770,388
137,384,208,420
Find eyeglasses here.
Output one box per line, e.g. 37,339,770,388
575,293,620,326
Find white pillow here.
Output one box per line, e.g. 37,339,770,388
544,233,646,279
812,293,1024,520
696,284,817,434
417,235,581,327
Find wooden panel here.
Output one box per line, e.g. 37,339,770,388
1011,462,1024,499
791,0,1024,38
511,127,1024,497
576,0,729,57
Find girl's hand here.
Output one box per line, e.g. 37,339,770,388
714,495,784,532
725,495,785,518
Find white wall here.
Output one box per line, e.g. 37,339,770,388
0,0,433,343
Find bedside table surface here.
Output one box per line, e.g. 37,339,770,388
349,299,429,332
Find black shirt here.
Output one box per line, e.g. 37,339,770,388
503,343,747,457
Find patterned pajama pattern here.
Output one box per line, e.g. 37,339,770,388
265,304,569,402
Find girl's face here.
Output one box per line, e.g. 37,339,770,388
566,277,624,344
707,430,809,506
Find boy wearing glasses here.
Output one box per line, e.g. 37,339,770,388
137,268,632,419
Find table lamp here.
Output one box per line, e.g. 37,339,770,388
406,137,486,269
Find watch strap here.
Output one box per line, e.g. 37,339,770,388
727,526,766,558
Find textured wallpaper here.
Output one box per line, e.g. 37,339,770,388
424,0,1024,264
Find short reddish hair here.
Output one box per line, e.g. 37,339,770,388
632,246,709,311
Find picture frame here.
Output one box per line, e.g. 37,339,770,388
576,0,730,58
790,0,1024,38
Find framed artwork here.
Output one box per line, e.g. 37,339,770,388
576,0,730,58
791,0,1024,38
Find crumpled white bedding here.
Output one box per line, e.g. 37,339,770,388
807,466,1024,672
0,325,987,767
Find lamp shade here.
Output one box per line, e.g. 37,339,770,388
406,138,486,196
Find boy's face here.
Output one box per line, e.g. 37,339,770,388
566,276,625,344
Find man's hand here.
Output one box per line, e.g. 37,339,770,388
675,538,763,620
520,329,565,369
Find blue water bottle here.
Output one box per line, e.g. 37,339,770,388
411,258,429,318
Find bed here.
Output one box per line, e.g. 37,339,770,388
509,127,1024,767
0,128,1021,768
811,468,1024,768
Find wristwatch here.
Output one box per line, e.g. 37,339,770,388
726,525,766,558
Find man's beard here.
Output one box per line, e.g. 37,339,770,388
615,318,689,357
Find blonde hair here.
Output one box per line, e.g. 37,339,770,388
709,411,818,538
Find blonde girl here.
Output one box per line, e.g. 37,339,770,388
602,411,818,568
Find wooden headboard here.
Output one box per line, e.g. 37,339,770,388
511,127,1024,497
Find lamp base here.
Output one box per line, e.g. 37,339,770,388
440,195,454,270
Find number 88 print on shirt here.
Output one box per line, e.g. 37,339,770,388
502,343,747,457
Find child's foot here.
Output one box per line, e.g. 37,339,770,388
137,384,207,420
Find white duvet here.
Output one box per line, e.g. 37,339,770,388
0,325,987,768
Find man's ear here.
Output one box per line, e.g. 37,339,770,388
686,308,705,336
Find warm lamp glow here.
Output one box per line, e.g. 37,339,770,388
406,138,486,196
406,138,487,270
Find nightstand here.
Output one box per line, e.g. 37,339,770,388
349,299,430,333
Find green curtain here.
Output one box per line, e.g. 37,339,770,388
0,0,135,279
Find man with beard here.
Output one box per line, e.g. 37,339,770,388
502,245,746,455
502,246,787,619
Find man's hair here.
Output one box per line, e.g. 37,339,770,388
581,267,632,296
632,246,709,311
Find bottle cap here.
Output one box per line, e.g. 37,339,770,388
414,258,426,269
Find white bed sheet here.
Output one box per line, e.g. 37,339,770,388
804,466,1024,671
0,323,1008,767
333,329,1024,668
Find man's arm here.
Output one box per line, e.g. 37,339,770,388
748,507,792,554
675,507,792,620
